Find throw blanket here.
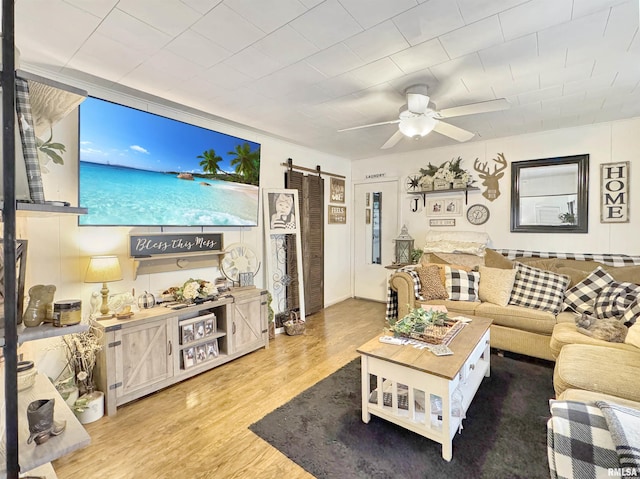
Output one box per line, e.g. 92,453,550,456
385,265,422,320
596,401,640,469
547,400,619,479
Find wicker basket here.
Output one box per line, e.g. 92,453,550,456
284,311,305,336
398,319,464,345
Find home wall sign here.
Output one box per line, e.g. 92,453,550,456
328,205,347,224
129,233,223,258
330,177,345,203
601,161,629,223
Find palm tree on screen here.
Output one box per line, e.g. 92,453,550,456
197,149,223,176
228,143,260,185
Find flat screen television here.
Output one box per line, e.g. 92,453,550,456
78,96,261,227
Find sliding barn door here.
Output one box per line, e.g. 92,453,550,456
286,171,324,315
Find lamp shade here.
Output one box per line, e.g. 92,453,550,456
85,256,122,283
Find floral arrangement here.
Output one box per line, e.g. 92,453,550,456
170,278,218,302
418,157,475,188
60,320,103,396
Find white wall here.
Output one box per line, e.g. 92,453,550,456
20,76,352,378
352,117,640,255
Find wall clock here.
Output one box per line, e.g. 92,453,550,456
405,174,421,192
220,243,260,283
466,204,490,225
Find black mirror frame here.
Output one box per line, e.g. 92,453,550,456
510,154,589,234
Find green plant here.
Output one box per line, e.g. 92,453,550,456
410,249,423,264
36,131,66,166
391,306,448,337
558,212,576,224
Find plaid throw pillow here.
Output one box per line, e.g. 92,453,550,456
509,262,570,314
444,266,479,301
594,281,640,320
623,298,640,325
563,266,615,314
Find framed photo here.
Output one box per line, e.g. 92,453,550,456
430,218,456,227
204,317,215,336
206,341,219,359
330,177,345,203
195,344,207,363
264,189,300,235
182,347,195,369
181,323,195,345
328,205,347,224
194,321,205,340
426,197,462,216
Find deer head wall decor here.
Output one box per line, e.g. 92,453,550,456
474,153,508,201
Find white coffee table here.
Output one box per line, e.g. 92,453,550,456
357,316,492,461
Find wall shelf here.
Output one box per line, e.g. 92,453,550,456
0,322,88,347
0,202,88,217
408,187,480,204
0,374,91,476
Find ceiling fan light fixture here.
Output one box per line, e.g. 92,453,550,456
398,115,437,139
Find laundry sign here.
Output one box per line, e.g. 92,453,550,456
600,161,629,223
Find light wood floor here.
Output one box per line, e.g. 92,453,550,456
52,298,386,479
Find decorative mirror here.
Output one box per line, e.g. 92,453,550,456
511,154,589,233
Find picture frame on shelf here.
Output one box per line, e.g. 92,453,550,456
205,317,215,336
194,321,205,340
183,347,195,369
196,344,207,363
181,323,194,345
426,198,462,216
207,341,219,359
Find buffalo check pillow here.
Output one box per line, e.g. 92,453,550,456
563,266,615,314
594,281,640,322
444,266,480,301
509,262,570,314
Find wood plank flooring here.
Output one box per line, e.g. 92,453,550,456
52,298,386,479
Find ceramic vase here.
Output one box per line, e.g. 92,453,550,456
74,391,104,424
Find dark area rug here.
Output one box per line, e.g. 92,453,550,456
249,352,555,479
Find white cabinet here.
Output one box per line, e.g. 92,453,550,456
230,289,268,354
113,317,175,402
96,289,268,416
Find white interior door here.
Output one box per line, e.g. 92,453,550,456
353,180,399,301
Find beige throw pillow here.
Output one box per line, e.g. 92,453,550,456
478,266,517,307
625,323,640,349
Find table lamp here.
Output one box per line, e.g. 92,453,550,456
85,255,122,320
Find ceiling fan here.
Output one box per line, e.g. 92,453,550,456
338,85,510,149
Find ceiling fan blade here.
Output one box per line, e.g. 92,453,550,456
433,121,475,142
381,130,405,149
337,119,399,132
437,98,510,118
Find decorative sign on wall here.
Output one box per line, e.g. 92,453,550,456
474,153,508,201
330,177,345,203
430,218,456,227
328,205,347,224
129,233,223,258
601,161,629,223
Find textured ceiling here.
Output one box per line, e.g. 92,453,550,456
14,0,640,160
